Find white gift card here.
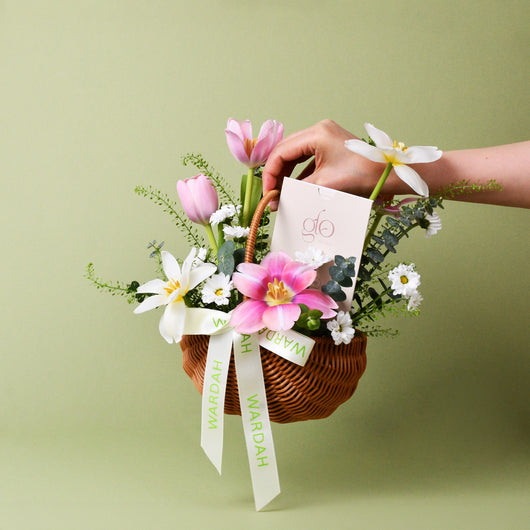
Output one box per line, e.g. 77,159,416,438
270,178,373,309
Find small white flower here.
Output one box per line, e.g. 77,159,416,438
223,225,250,239
326,311,355,345
388,263,421,298
202,273,233,306
345,123,442,197
425,212,442,238
295,246,332,268
407,290,423,311
210,204,240,226
191,247,208,266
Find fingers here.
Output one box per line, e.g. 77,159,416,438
262,126,318,194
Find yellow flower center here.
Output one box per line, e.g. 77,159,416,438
393,140,408,152
400,275,409,284
165,278,185,302
215,288,224,296
264,278,292,306
244,137,258,158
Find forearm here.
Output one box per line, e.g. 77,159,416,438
411,141,530,208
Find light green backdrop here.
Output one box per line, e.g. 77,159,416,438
1,1,529,528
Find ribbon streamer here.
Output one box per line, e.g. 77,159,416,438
181,307,315,510
233,332,280,511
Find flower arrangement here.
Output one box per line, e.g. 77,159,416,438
86,118,502,511
86,119,501,342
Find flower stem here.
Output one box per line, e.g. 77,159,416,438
204,223,218,255
242,167,254,227
363,211,383,251
369,162,393,201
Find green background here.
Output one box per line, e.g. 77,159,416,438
1,1,529,528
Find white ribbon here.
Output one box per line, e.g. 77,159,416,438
180,307,315,511
233,332,281,511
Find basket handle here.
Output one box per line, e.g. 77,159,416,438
245,189,280,264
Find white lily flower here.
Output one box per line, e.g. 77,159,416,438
345,123,442,197
133,248,216,344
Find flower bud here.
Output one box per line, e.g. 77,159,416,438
176,174,218,225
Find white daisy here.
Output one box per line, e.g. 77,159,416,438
388,263,421,298
223,225,250,239
201,273,233,306
425,212,442,238
326,311,355,345
295,246,332,268
407,290,423,311
210,204,240,226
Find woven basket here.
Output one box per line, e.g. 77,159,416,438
180,189,368,424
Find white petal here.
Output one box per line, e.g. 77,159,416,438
136,278,166,294
394,164,429,197
344,139,387,163
404,145,442,164
159,302,186,344
133,294,166,314
364,123,393,147
188,262,217,290
161,251,181,280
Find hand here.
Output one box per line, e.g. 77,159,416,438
262,119,386,209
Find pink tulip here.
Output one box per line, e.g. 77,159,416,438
176,174,218,225
231,251,337,333
225,118,284,168
374,196,417,217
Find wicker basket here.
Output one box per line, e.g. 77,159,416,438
180,189,368,423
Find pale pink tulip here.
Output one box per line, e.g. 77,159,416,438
231,251,337,333
225,118,284,168
176,174,218,225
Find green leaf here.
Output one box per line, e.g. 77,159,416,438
365,247,385,264
322,280,346,302
217,241,235,275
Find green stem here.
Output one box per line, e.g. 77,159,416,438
242,167,255,227
369,162,393,201
204,223,218,255
363,211,383,251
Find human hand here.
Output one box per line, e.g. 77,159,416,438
262,119,387,209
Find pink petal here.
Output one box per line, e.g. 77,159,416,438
176,179,202,223
231,300,267,333
232,263,270,299
293,290,338,318
225,129,251,165
262,303,301,331
261,251,291,278
281,260,317,293
250,120,283,167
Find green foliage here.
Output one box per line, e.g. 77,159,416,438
351,197,444,331
85,263,142,304
181,153,236,205
435,178,502,200
134,185,206,249
294,304,323,334
322,255,357,302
